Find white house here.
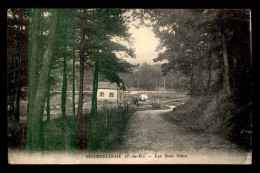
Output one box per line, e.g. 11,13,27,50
97,82,124,103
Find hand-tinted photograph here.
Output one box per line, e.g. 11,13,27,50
7,8,252,164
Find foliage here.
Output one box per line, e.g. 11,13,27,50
140,9,251,100
44,116,77,150
87,9,135,85
26,9,60,150
162,91,252,150
120,62,189,91
7,9,29,121
82,9,136,116
88,104,134,151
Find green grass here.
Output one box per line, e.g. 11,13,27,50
88,105,134,151
44,115,77,150
43,105,134,151
8,115,77,151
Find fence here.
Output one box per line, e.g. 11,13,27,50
88,103,132,150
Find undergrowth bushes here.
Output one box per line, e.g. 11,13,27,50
44,116,77,150
43,104,134,151
165,91,252,150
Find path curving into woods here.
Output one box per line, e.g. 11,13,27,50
120,106,251,164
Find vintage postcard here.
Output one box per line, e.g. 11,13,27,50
7,8,252,164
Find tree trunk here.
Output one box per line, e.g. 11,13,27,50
26,9,59,151
15,85,21,122
61,12,68,117
72,48,76,116
12,50,17,122
90,63,99,116
76,14,88,149
10,95,15,121
26,9,42,150
76,9,93,150
61,53,67,117
222,35,231,95
89,63,99,150
46,89,50,122
76,43,87,149
14,15,24,122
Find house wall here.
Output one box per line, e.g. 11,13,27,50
97,89,118,102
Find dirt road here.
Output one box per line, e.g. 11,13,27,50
120,106,252,164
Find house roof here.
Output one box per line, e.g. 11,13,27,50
98,82,119,90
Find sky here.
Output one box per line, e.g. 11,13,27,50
118,16,167,65
128,26,161,65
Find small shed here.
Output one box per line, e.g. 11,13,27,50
97,82,124,103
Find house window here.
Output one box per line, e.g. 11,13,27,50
109,92,114,97
100,92,104,97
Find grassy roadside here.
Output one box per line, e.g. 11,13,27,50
8,108,135,152
43,116,77,150
161,91,252,151
88,105,135,151
43,105,135,151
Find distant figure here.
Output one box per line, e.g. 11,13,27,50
132,97,139,105
139,94,148,101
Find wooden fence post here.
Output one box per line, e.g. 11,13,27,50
106,110,108,136
109,109,112,132
116,108,119,128
121,106,124,119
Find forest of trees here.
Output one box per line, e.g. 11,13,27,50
141,9,252,149
7,9,28,123
7,9,252,151
119,62,189,91
8,8,135,150
141,9,252,103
